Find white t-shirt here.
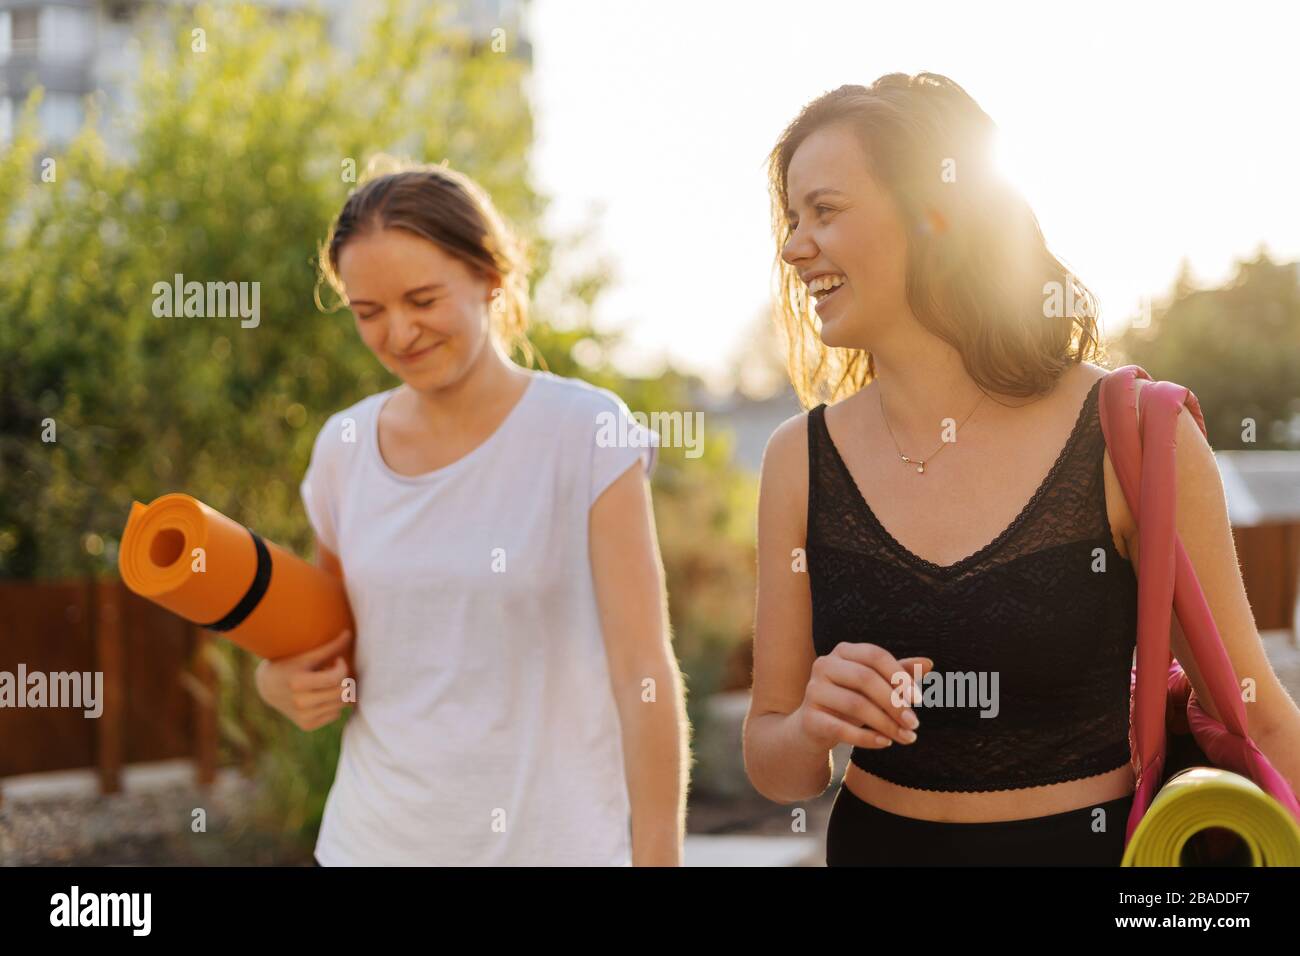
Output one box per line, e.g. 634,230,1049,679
299,370,659,865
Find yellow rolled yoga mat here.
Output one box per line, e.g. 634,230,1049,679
118,493,354,665
1122,767,1300,866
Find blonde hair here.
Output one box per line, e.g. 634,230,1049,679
318,155,534,363
767,73,1103,408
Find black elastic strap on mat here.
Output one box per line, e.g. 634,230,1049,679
200,528,272,632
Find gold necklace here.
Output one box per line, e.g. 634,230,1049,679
878,385,987,474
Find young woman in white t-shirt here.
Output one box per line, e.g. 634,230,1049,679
253,160,687,866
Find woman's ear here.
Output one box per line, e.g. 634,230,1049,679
478,267,504,302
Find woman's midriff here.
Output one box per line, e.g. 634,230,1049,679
844,760,1136,823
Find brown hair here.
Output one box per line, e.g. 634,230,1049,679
767,73,1103,407
318,155,533,361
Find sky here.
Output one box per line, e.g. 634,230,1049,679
525,0,1300,388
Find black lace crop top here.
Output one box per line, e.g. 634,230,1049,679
806,377,1138,792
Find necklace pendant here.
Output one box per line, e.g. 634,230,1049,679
916,462,925,474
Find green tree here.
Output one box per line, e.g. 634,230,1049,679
1114,250,1300,449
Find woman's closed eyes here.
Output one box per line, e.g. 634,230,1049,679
354,296,440,320
788,204,841,232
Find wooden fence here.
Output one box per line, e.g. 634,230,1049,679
1234,523,1300,632
0,578,217,807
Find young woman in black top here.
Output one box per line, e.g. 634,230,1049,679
743,73,1300,865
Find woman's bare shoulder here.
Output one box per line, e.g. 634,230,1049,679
758,410,815,538
762,410,812,481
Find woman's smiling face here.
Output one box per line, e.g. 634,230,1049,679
337,226,499,389
781,122,913,350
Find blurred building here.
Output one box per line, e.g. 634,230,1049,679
0,0,530,149
700,385,802,473
1221,450,1300,634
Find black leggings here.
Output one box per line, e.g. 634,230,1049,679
826,784,1134,866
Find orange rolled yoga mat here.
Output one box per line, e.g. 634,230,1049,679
118,493,354,664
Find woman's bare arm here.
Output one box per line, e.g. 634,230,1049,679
589,461,687,866
744,414,838,803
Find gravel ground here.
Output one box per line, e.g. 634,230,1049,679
0,769,309,866
687,790,833,866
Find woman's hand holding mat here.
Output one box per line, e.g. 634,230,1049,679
255,629,355,731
